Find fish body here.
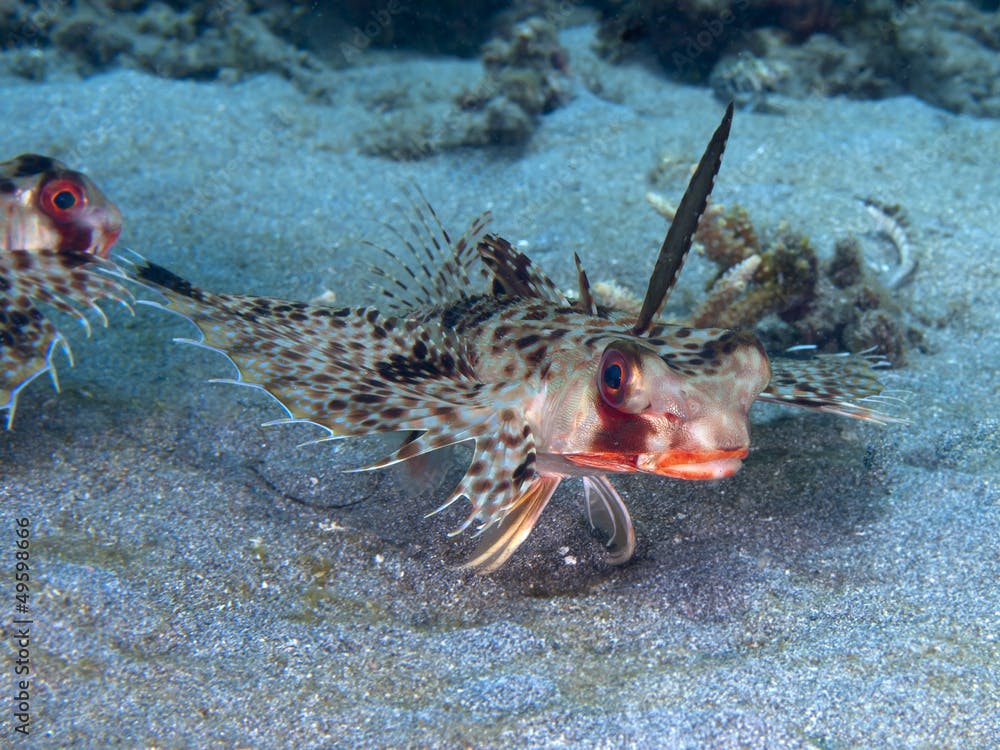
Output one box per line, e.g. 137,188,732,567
1,154,131,428
130,106,897,570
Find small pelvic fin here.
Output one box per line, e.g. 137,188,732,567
462,475,562,572
583,475,636,566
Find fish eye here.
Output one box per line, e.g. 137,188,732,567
53,190,76,209
598,348,630,409
604,363,622,390
39,177,87,220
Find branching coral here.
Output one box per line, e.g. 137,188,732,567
646,195,817,330
643,190,921,364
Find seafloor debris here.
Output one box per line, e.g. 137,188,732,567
689,202,818,331
0,1,334,96
644,191,922,364
861,197,918,290
362,13,571,159
598,0,1000,118
595,0,842,81
709,52,791,111
456,15,572,145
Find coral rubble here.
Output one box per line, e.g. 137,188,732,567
0,1,333,96
360,12,571,158
455,15,572,145
645,192,922,364
597,0,1000,118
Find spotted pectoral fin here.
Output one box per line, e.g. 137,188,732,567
0,295,67,426
127,257,499,443
583,475,636,566
759,350,905,425
461,475,562,573
0,249,133,428
387,430,455,493
424,406,552,570
477,234,570,304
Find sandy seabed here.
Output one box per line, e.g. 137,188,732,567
1,25,998,749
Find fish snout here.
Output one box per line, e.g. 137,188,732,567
686,410,751,454
91,204,124,258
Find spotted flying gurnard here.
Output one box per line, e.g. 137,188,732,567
1,154,131,428
127,105,898,571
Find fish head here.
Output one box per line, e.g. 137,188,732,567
1,154,122,257
547,328,771,480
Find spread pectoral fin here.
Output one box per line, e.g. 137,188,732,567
127,257,493,440
0,304,67,428
1,249,133,428
760,351,905,425
583,475,636,566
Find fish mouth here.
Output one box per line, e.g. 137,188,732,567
91,205,124,258
641,448,748,480
564,448,748,480
95,226,121,258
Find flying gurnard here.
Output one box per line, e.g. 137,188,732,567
1,154,130,428
127,104,897,571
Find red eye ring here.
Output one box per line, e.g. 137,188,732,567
598,348,630,409
39,177,88,221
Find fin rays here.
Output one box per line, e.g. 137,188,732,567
1,249,134,429
370,190,492,313
461,475,561,573
761,352,907,424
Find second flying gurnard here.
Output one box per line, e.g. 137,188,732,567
1,153,130,428
129,104,898,571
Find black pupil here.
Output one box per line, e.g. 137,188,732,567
603,363,622,390
53,190,77,210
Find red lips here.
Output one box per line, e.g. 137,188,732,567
564,448,748,479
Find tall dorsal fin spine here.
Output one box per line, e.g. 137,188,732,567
573,252,597,314
633,102,734,336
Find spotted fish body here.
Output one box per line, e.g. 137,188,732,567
1,154,131,428
129,106,897,570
